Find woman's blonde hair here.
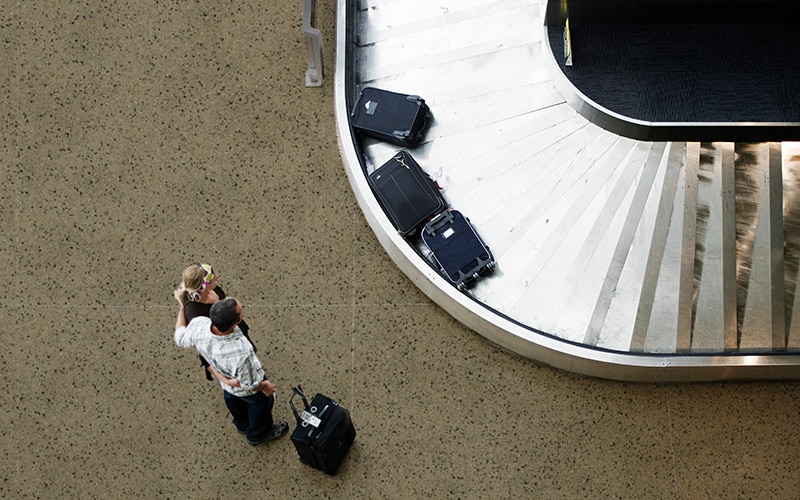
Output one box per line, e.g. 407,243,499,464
176,263,213,305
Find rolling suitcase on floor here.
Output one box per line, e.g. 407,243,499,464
421,209,496,291
351,87,431,147
368,150,446,237
289,386,356,475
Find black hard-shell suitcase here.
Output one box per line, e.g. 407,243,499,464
351,87,431,147
421,209,496,291
289,386,356,475
368,150,446,237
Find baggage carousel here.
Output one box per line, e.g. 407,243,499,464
333,0,800,381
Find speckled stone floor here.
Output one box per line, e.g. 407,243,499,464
3,1,800,498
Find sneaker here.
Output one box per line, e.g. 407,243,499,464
247,421,289,446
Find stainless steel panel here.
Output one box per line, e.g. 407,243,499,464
633,142,687,353
676,142,700,351
586,142,666,347
692,143,737,351
739,143,785,349
785,142,800,348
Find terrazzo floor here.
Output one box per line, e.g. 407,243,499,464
3,0,800,497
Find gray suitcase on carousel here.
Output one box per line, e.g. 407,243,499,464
351,87,431,147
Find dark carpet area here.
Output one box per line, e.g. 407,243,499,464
548,24,800,123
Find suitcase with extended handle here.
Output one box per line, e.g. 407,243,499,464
289,386,356,475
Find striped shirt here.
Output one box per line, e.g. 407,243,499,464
175,316,265,397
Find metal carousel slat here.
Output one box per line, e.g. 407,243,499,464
357,0,538,46
675,142,700,352
631,142,691,354
582,142,666,345
738,142,785,349
784,142,800,348
358,7,539,83
692,142,738,352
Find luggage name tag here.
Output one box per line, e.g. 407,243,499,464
300,410,322,428
301,404,331,428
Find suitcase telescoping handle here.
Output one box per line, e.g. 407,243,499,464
423,209,454,236
289,386,326,429
289,385,311,422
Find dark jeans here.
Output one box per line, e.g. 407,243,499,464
223,390,274,444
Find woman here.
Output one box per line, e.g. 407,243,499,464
174,263,256,383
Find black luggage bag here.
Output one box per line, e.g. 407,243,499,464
289,386,356,475
351,87,431,147
368,150,446,237
421,209,496,291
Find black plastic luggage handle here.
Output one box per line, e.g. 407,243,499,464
423,209,454,236
392,152,411,169
289,385,310,421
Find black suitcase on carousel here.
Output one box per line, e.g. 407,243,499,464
421,209,496,291
368,150,446,237
289,386,356,475
351,87,431,147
